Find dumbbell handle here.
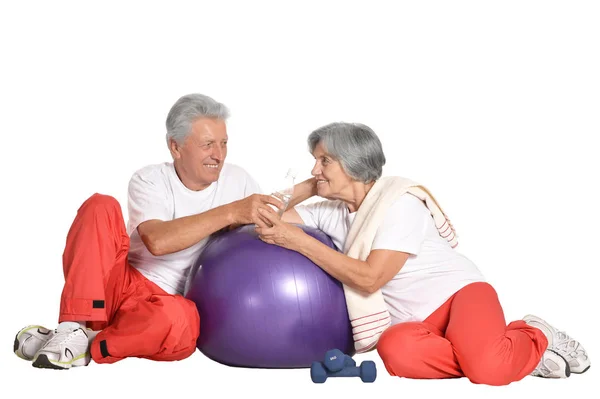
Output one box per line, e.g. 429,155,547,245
326,366,362,378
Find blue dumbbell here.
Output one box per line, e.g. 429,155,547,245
323,348,356,372
311,359,377,383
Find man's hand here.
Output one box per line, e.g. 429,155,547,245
228,194,285,226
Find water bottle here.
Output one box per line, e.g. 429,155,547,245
271,168,297,216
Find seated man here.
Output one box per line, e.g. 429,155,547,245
14,93,283,369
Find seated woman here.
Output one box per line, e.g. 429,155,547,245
254,122,590,386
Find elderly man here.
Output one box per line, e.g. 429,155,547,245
14,93,283,369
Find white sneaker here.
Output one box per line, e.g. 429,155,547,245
32,322,92,370
531,349,570,378
524,314,591,374
14,325,54,361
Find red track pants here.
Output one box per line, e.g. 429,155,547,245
58,193,200,364
377,282,547,385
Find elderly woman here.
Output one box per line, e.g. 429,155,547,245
254,122,590,386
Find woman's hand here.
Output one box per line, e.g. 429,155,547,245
254,208,307,251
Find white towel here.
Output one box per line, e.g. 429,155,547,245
342,176,458,353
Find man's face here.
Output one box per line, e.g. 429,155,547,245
170,117,228,190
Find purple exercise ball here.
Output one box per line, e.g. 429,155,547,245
185,224,355,368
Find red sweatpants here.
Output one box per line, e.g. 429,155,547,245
377,282,547,386
58,193,200,364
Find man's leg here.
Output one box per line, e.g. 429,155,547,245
90,269,201,364
59,193,132,327
15,193,134,369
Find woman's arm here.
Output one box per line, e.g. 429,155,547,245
256,208,409,293
281,208,304,224
296,233,410,293
281,177,317,224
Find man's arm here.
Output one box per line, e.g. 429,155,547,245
137,205,232,256
138,194,283,256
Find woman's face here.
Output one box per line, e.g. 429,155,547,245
310,141,354,200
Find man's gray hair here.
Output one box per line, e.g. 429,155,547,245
308,122,386,183
165,93,230,146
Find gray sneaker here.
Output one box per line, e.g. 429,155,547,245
32,322,92,370
524,314,590,374
14,325,54,361
531,349,570,378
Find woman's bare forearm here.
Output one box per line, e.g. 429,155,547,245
288,177,317,208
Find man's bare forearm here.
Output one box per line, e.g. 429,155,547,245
139,203,234,256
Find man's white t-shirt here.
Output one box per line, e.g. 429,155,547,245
126,162,262,296
295,194,486,325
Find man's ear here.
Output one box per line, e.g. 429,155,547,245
169,139,181,159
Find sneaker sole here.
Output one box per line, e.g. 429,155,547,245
32,354,69,370
32,353,91,370
571,365,590,374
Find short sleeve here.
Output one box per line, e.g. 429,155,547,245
371,194,431,255
294,203,320,229
294,200,346,230
126,171,172,235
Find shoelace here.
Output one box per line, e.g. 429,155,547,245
555,331,584,359
44,328,80,349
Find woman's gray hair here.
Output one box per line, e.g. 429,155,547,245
308,122,386,183
165,93,230,146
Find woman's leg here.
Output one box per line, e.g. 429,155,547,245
445,282,548,385
377,282,549,385
377,319,463,379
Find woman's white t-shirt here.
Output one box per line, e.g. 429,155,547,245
295,194,486,324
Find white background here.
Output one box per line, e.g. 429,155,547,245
1,1,598,397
